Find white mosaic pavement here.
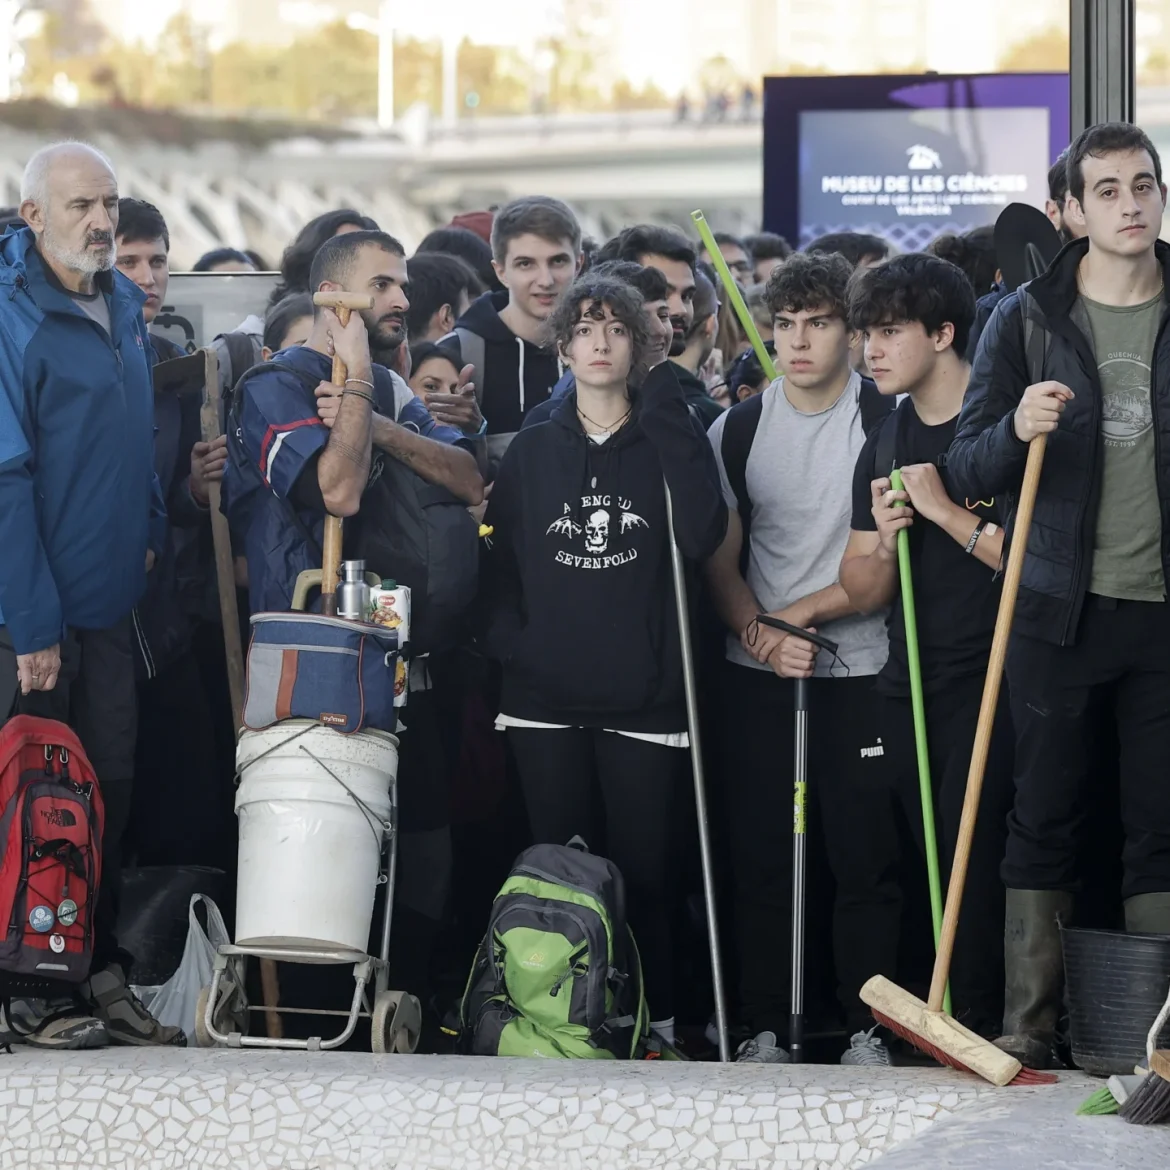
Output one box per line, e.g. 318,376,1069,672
0,1050,1022,1169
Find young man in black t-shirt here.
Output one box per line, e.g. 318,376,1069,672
839,254,1014,1049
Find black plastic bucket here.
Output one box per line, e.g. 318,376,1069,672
1062,924,1170,1076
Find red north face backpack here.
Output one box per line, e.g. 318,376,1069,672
0,716,105,983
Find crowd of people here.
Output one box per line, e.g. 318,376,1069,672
0,119,1166,1070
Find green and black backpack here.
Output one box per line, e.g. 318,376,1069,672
458,839,653,1059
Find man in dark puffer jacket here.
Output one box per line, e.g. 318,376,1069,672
950,122,1170,1069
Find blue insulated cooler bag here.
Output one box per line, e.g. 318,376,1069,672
243,613,400,734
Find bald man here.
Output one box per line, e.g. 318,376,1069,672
0,142,182,1049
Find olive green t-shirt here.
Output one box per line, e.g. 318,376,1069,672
1082,291,1166,601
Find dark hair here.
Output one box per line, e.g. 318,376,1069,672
193,247,254,272
727,342,775,398
1048,148,1070,205
547,273,651,371
244,248,271,271
269,208,380,306
580,235,601,273
745,231,793,263
713,230,747,253
848,253,976,356
308,230,405,298
596,224,697,272
691,270,719,325
490,195,582,264
416,226,499,292
927,226,998,296
591,258,670,304
263,292,314,353
404,252,483,340
116,198,169,251
764,249,853,320
409,340,461,381
1066,121,1163,203
805,231,890,268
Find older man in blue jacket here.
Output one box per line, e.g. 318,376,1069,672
0,142,181,1049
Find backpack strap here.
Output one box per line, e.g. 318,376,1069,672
217,331,262,394
720,393,764,528
858,375,894,438
871,407,902,481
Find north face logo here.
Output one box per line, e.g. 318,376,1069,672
41,807,77,828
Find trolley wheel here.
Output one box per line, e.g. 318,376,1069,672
371,990,421,1054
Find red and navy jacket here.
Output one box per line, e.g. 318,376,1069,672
223,344,469,614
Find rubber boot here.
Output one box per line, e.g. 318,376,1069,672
993,888,1074,1069
1124,892,1170,935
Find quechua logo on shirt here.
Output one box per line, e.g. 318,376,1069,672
544,494,648,569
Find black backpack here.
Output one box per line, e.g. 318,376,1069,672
721,377,893,567
226,360,479,653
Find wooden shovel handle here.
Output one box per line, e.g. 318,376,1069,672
928,433,1047,1012
319,306,352,615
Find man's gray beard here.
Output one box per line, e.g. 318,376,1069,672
42,223,114,275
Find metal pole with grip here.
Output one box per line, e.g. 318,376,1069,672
755,614,839,1064
310,291,375,615
664,483,730,1062
790,676,809,1063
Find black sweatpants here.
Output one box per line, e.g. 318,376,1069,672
1005,597,1170,899
129,649,234,873
1,621,137,974
721,664,893,1035
880,675,1014,1037
507,726,686,1021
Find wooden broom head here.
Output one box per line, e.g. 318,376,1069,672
861,975,1023,1087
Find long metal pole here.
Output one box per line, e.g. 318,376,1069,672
665,484,731,1062
789,678,808,1063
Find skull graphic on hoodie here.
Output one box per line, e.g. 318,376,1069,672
545,493,649,568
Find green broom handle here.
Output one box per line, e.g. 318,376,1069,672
692,210,778,382
890,467,951,1016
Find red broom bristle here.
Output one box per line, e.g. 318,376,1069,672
872,1009,1058,1086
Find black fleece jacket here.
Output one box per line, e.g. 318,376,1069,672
950,237,1170,646
480,362,727,733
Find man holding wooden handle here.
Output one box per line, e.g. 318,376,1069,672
950,122,1170,1069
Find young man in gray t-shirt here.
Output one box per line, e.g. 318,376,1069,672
705,251,894,1063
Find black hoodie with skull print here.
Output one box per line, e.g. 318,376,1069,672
480,361,727,734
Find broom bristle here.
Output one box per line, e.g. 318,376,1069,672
1076,1085,1120,1116
1119,1058,1170,1125
872,1008,1059,1086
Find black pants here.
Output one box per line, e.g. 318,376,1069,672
508,726,686,1021
129,649,234,872
880,676,1014,1037
1005,597,1170,898
721,664,892,1035
1,622,137,974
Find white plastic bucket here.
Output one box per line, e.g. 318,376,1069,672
234,721,398,952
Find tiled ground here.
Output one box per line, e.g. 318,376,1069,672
0,1050,1022,1169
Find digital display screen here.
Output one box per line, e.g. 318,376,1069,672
763,73,1070,252
799,107,1050,251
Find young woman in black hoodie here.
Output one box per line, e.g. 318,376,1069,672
482,273,727,1042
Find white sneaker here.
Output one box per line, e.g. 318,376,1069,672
735,1030,790,1063
840,1026,892,1066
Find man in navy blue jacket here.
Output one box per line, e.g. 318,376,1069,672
0,143,181,1049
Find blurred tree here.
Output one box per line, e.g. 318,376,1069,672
998,26,1069,72
459,39,530,116
612,79,669,111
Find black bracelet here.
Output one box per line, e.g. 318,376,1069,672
964,520,986,555
341,387,376,406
